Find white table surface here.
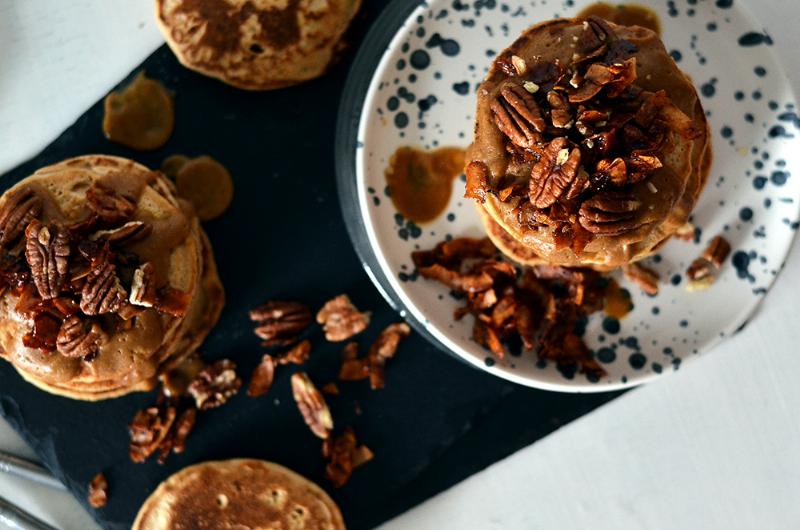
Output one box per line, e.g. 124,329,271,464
1,1,799,529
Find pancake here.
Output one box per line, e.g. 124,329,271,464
133,459,346,529
477,204,543,266
467,17,710,268
0,155,224,400
155,0,363,90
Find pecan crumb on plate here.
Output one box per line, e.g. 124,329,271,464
88,472,109,509
686,235,731,290
316,294,371,342
291,372,333,439
322,427,374,488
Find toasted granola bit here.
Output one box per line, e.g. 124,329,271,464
90,221,152,246
129,262,157,307
0,187,42,248
187,359,242,410
291,372,333,439
24,220,71,300
277,339,311,365
250,300,312,348
56,315,103,359
316,295,370,342
322,427,373,488
321,382,340,395
88,473,109,509
247,354,276,397
367,323,411,389
523,81,539,93
702,235,731,268
86,181,136,224
338,342,370,381
623,263,660,296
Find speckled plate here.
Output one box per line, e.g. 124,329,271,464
335,0,800,391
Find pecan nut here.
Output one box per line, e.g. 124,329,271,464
80,257,126,315
367,322,411,389
578,192,642,235
90,221,152,246
187,359,241,410
490,84,546,148
623,263,660,296
86,181,136,223
0,187,42,248
529,137,582,208
250,300,311,348
316,295,370,342
702,235,731,268
88,472,109,509
322,427,373,488
464,161,490,203
129,262,157,307
129,403,176,463
56,315,103,359
291,372,333,439
547,91,573,129
24,220,71,300
277,339,311,365
247,354,275,398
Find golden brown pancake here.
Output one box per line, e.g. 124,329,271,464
0,155,224,400
155,0,363,90
467,18,710,268
133,459,346,530
477,204,543,266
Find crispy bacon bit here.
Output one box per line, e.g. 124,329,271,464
322,427,373,488
464,161,490,203
247,354,275,397
88,473,109,509
623,263,660,296
154,286,190,317
316,295,370,342
367,323,411,389
22,312,61,352
276,339,311,365
250,300,312,348
291,372,333,439
187,359,241,410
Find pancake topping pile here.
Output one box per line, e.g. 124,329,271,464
466,16,700,254
0,182,189,360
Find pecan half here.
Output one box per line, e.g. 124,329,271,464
0,188,42,248
250,300,312,348
247,354,275,397
56,315,103,359
596,157,628,186
170,407,196,455
90,221,152,246
367,322,411,389
316,295,370,342
187,359,242,410
623,263,660,296
686,235,731,283
490,84,546,148
338,342,370,381
579,192,642,235
86,181,136,224
25,220,70,300
277,339,311,365
529,137,582,208
547,91,573,129
129,404,176,464
88,472,109,509
323,427,373,488
80,257,126,315
291,372,333,439
702,235,731,268
129,262,157,307
464,161,490,203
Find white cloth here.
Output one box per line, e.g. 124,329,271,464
0,1,799,529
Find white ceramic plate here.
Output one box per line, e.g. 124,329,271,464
337,0,800,391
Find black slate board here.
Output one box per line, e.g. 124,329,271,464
0,1,622,528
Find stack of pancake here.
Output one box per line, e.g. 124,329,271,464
133,459,345,529
466,17,710,269
0,155,224,400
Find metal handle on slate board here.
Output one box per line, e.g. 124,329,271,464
0,451,65,490
0,495,59,530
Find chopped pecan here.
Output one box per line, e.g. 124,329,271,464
90,221,152,246
702,235,731,268
80,256,126,315
250,300,312,348
56,315,103,359
547,90,573,129
88,473,109,509
169,407,196,455
25,220,71,300
625,152,662,183
464,161,490,203
576,16,612,55
623,263,660,296
0,187,42,248
323,427,373,488
491,84,546,148
187,359,241,410
674,221,697,242
596,157,628,186
129,403,176,463
579,192,642,235
291,372,333,439
129,262,157,307
322,382,340,395
338,342,370,381
86,181,136,224
686,258,714,281
316,295,370,342
686,235,730,283
247,354,276,397
277,339,311,365
529,137,582,208
367,323,410,389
